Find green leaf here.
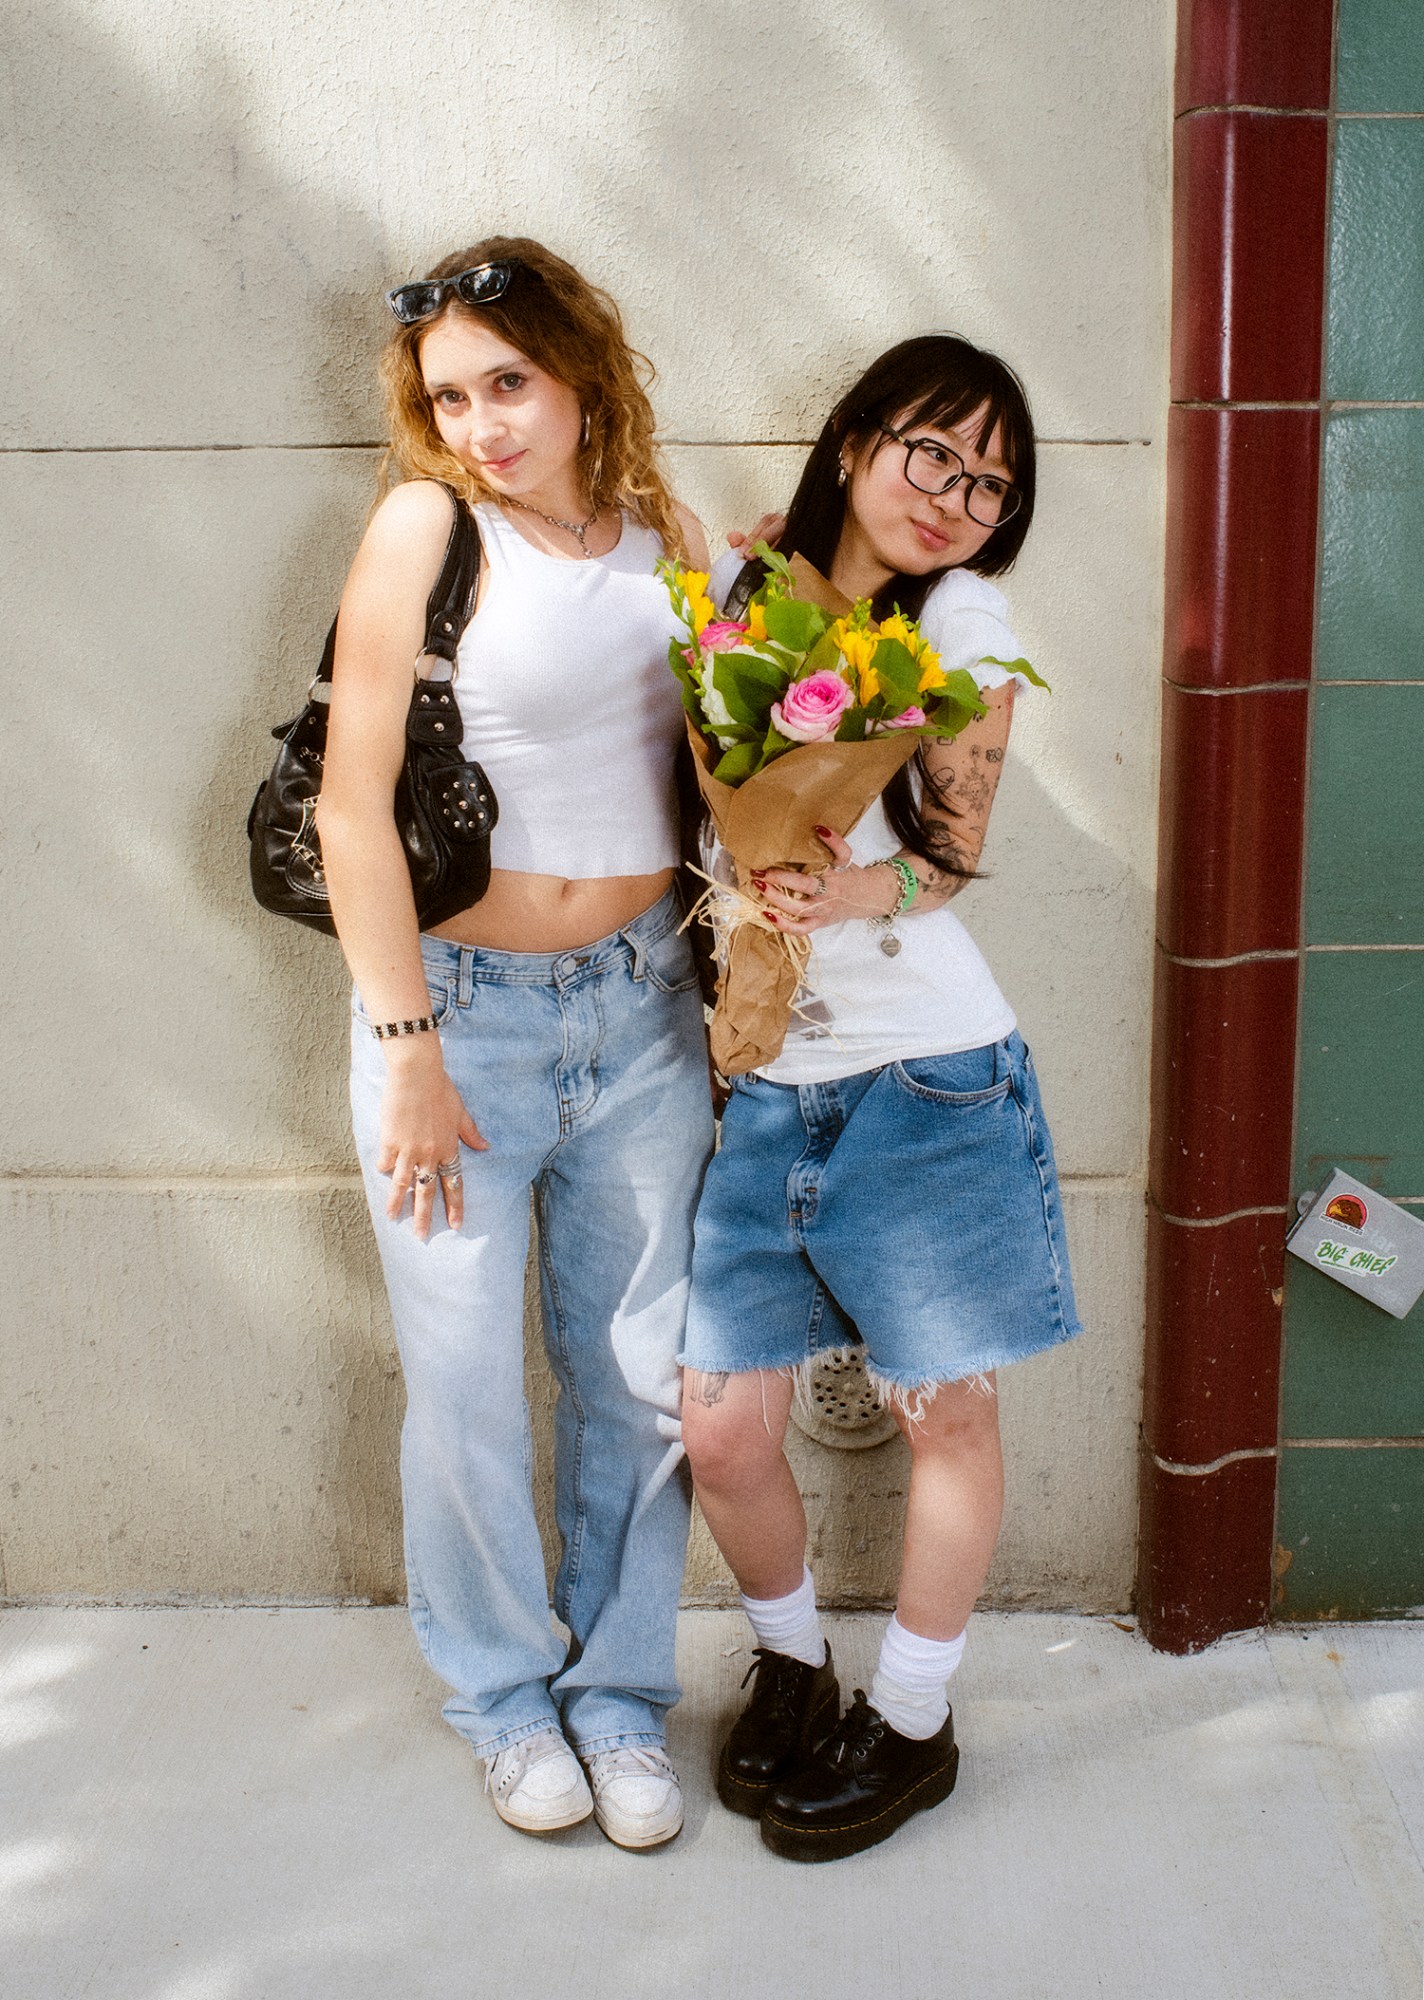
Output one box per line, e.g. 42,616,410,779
763,595,827,653
836,710,869,742
667,637,696,692
723,646,790,692
802,629,844,677
712,655,778,726
751,542,797,592
935,667,990,717
982,654,1051,691
712,739,762,786
869,635,921,709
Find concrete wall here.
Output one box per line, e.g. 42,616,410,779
2,0,1174,1607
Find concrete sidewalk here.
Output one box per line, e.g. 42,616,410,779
2,1607,1421,2000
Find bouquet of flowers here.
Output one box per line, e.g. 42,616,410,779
662,547,1039,1073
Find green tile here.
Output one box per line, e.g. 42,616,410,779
1275,1445,1424,1617
1319,411,1424,681
1294,950,1424,1198
1328,124,1424,399
1338,0,1424,113
1281,1236,1424,1438
1304,687,1424,943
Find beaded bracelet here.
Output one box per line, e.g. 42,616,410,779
370,1014,440,1041
883,856,919,917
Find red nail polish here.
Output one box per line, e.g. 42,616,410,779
752,876,766,890
814,824,833,838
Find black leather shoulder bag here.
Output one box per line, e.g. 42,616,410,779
246,483,498,935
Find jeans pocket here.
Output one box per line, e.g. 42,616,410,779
353,971,457,1029
892,1042,1011,1104
642,928,699,996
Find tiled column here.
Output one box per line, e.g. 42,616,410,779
1138,0,1333,1651
1274,3,1424,1618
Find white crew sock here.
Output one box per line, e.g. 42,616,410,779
739,1566,826,1668
869,1615,967,1740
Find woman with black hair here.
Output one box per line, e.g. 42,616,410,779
681,335,1082,1861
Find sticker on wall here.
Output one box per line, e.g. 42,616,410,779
1286,1168,1424,1320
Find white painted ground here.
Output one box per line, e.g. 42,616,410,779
1,1609,1420,2000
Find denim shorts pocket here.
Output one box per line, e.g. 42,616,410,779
642,927,699,996
353,970,457,1029
891,1043,1011,1104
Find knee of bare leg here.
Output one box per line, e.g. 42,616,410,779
683,1397,775,1493
895,1372,1002,1453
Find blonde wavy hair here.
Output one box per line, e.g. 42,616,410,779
378,236,687,561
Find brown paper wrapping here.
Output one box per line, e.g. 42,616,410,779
682,552,923,1072
686,720,919,1074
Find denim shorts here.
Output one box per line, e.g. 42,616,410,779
681,1031,1081,1397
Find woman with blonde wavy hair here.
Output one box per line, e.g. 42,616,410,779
318,237,714,1848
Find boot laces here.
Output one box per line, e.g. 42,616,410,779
740,1646,815,1727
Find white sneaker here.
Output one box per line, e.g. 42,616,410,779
584,1745,684,1849
485,1729,593,1833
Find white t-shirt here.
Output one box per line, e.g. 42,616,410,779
707,552,1039,1084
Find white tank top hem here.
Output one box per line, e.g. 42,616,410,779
452,503,686,878
706,552,1035,1085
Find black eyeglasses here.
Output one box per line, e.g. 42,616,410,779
878,423,1021,527
385,260,520,326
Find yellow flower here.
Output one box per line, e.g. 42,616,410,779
680,569,715,636
915,643,947,694
747,601,768,643
835,627,880,705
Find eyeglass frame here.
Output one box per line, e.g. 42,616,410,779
384,259,521,327
874,422,1022,527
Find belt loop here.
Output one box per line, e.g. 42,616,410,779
457,946,474,1009
625,931,647,982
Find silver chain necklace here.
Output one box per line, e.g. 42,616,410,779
505,495,598,558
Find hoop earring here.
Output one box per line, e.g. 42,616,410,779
581,412,592,448
837,463,847,488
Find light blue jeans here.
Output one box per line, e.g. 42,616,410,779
349,887,714,1759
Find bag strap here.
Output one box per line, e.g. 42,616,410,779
420,485,481,671
311,482,480,692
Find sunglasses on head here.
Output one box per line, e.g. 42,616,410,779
384,259,521,326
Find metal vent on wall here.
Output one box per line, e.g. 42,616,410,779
790,1349,898,1450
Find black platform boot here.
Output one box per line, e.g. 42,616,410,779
759,1689,959,1861
716,1646,841,1818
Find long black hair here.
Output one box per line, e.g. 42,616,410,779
732,334,1036,875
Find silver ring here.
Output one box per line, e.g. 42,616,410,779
436,1156,461,1175
813,877,827,897
413,1168,436,1187
441,1170,463,1187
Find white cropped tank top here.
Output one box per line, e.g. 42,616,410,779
452,503,686,877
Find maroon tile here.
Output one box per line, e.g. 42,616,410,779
1156,683,1308,960
1143,1206,1285,1463
1176,0,1334,114
1149,949,1299,1219
1172,112,1328,403
1137,1447,1277,1650
1164,406,1320,691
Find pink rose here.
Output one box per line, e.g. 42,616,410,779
884,705,927,730
771,670,855,743
699,620,750,653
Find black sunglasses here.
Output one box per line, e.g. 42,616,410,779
385,260,520,326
